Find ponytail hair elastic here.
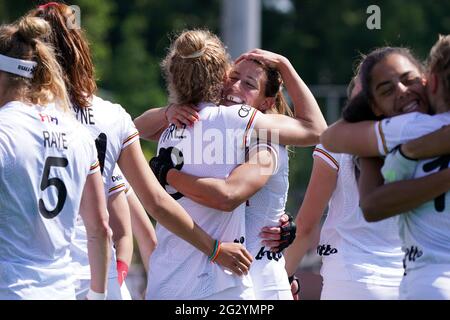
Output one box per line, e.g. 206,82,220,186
38,2,60,10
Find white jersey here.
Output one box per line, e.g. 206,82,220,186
70,95,139,281
315,145,403,287
375,112,450,273
375,111,450,156
245,143,291,297
106,166,127,197
0,101,99,299
146,102,259,299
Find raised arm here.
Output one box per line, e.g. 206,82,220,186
239,49,327,146
320,119,380,156
284,156,338,278
134,105,199,141
401,125,450,159
118,139,252,275
164,146,275,212
134,107,169,141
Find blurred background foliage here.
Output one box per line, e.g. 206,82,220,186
1,0,449,213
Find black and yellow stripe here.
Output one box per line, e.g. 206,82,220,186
123,131,139,146
109,183,126,194
90,160,100,171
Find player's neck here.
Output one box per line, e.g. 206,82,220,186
0,89,24,108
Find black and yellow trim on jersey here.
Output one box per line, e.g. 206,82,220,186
377,121,389,154
123,131,139,146
314,147,339,171
242,108,258,148
109,183,126,194
90,160,100,171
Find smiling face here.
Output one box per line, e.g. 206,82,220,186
222,60,273,111
370,53,428,117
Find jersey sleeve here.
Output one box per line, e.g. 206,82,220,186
106,166,127,197
222,104,261,149
381,147,418,183
119,106,140,150
313,144,340,171
87,138,100,175
375,112,436,155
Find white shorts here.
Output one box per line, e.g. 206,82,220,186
75,277,132,300
400,264,450,300
201,285,255,300
321,279,399,300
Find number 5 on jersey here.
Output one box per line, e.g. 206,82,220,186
39,157,68,219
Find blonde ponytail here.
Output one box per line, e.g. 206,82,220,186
0,16,70,111
161,29,231,105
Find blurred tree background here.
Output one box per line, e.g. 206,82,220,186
1,0,449,214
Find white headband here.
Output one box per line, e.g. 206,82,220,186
0,54,37,79
180,47,206,59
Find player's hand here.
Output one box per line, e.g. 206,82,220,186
235,48,285,70
260,213,297,252
166,103,199,128
214,242,253,276
289,275,300,300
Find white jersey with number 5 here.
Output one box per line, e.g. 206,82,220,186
0,101,99,300
146,102,259,300
70,95,138,285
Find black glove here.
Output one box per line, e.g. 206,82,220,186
149,147,177,187
277,213,297,253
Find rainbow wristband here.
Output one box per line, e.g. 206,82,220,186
208,240,219,262
210,241,222,263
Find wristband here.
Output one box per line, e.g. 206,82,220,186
86,288,107,300
116,259,129,287
210,241,222,263
208,239,219,261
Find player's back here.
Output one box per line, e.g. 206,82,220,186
72,95,138,185
70,95,138,283
0,101,98,299
147,102,258,299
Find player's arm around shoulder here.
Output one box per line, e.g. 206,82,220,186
321,119,380,156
